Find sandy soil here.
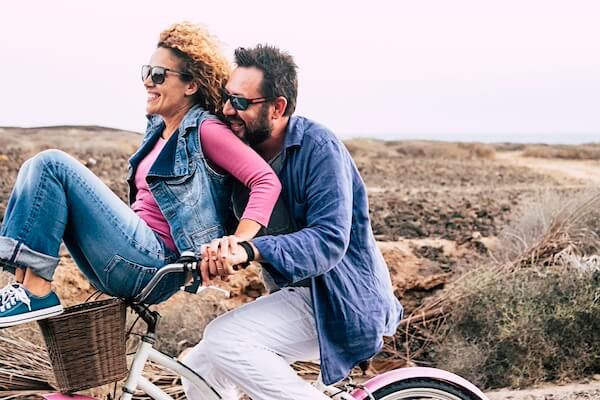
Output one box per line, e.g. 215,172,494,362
497,151,600,186
486,378,600,400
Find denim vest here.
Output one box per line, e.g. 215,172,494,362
127,105,232,256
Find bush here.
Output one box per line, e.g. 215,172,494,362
493,143,527,152
424,191,600,389
436,266,600,388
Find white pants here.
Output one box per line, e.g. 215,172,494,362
181,287,330,400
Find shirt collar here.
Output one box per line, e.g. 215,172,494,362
146,113,164,129
145,104,206,134
283,115,303,150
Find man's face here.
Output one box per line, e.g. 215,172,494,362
223,67,273,147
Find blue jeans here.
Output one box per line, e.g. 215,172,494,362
0,150,184,304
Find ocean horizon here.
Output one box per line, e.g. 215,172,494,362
1,125,597,145
345,131,599,145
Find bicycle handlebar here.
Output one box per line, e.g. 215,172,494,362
133,251,199,303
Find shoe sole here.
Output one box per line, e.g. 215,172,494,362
0,305,64,328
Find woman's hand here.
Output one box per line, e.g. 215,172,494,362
199,235,248,285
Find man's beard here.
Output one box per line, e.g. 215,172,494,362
244,104,272,148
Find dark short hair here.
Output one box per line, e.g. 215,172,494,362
234,45,298,116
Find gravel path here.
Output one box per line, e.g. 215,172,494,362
486,378,600,400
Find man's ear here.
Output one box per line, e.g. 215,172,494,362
272,96,288,119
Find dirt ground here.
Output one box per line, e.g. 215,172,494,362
487,377,600,400
497,151,600,185
2,128,600,399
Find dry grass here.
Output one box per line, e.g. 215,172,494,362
522,144,600,160
0,336,53,396
491,189,600,266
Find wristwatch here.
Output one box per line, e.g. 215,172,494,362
238,241,255,269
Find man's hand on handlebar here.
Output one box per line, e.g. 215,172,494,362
199,235,249,285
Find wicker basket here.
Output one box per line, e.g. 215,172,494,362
37,298,128,393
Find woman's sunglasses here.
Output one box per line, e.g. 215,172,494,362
222,89,275,111
141,65,192,85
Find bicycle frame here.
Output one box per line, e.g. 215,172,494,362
42,318,489,400
43,327,352,400
41,253,489,400
119,255,223,400
121,337,220,400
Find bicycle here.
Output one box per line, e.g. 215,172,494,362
41,252,489,400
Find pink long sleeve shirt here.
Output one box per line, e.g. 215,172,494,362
131,119,281,251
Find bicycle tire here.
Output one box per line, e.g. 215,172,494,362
370,378,480,400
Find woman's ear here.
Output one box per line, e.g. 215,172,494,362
185,80,199,97
272,96,288,119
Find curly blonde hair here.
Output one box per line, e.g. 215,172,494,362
158,22,230,115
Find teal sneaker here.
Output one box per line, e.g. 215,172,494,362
0,284,63,328
0,282,25,307
0,282,18,305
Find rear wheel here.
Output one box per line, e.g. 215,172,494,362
370,378,479,400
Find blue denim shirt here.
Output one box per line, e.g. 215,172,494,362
252,116,403,385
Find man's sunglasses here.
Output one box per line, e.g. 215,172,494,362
141,65,192,85
222,90,275,111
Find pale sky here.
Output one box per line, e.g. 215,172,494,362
2,0,599,143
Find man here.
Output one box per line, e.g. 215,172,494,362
182,45,403,400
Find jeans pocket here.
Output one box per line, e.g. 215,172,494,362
103,254,157,299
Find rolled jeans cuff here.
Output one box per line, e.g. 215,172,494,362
0,237,59,281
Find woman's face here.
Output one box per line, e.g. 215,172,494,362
143,47,196,118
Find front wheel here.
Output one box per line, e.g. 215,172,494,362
370,378,480,400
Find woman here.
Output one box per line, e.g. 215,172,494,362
0,22,281,327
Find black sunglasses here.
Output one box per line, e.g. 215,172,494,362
141,65,192,85
222,89,275,111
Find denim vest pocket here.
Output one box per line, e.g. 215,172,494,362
103,254,158,299
202,157,229,181
163,168,199,206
